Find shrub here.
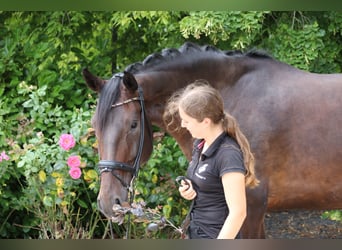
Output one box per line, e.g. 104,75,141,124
0,83,109,238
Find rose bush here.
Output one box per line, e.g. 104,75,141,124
3,93,105,238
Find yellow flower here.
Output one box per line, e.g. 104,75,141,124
61,200,69,206
57,188,64,198
56,177,64,187
80,136,88,146
151,174,158,184
38,170,47,183
89,182,97,190
182,207,188,216
84,169,98,182
51,172,62,178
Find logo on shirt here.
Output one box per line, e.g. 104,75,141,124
195,163,208,180
198,163,208,173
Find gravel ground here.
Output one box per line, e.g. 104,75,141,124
264,210,341,239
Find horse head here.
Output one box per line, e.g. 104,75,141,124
83,68,153,221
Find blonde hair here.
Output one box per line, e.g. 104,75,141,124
163,80,259,188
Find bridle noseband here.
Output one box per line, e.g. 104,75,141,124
97,72,146,193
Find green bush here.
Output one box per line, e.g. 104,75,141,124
0,12,111,238
321,210,342,222
132,134,190,239
1,84,106,238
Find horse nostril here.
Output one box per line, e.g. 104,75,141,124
114,198,121,205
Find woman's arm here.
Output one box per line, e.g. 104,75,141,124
217,172,247,239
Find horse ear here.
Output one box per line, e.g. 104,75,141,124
82,68,106,93
123,71,138,92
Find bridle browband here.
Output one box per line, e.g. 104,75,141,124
97,72,146,193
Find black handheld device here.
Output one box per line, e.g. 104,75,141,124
176,176,190,190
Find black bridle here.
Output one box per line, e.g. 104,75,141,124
97,72,146,192
97,73,147,238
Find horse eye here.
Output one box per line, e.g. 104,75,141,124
131,121,138,129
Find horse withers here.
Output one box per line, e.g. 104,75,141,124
83,42,342,238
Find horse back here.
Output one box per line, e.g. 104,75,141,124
223,64,342,211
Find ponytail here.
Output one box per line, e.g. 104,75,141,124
223,113,259,188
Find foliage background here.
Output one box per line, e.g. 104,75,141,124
0,11,341,238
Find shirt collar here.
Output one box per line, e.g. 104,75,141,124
201,132,227,160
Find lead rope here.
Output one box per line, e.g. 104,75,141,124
125,85,145,239
109,221,114,239
125,178,135,239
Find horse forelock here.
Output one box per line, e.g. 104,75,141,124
95,77,121,131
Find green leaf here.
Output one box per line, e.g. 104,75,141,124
77,199,88,209
43,196,53,207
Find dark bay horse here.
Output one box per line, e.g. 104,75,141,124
83,42,342,238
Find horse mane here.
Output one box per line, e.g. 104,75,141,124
96,43,272,129
124,42,273,74
245,48,272,59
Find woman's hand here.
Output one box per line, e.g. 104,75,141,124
179,179,197,200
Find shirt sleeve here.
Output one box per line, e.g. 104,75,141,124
215,145,246,177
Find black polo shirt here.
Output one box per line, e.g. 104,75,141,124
186,132,246,238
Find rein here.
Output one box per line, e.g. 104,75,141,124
97,72,146,239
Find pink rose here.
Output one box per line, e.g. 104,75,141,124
67,155,81,168
59,134,76,151
69,167,82,179
0,151,10,162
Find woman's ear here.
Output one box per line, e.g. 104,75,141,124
202,117,212,126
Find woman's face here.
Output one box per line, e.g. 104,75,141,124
179,107,206,139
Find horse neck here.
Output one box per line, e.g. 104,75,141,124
134,55,266,159
135,71,185,127
136,55,254,112
133,71,193,159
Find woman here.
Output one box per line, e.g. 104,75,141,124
163,80,259,239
